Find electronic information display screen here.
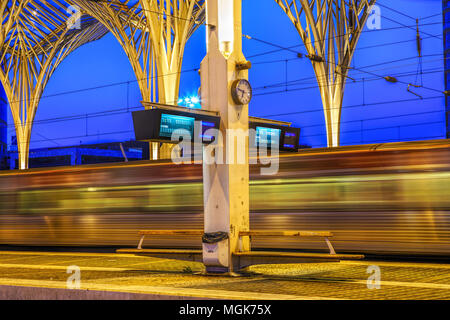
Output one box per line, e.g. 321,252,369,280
256,126,281,146
159,114,196,138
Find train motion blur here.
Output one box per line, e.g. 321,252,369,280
0,139,449,256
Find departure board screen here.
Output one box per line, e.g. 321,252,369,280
283,131,298,149
256,126,281,146
159,113,195,138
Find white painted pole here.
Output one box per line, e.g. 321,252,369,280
200,0,250,273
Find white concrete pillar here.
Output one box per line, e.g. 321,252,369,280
201,0,250,273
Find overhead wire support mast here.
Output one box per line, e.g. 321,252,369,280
414,18,424,85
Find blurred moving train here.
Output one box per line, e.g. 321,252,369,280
0,139,449,257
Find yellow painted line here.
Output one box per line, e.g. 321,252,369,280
0,263,140,272
0,278,334,300
0,261,176,272
0,255,56,263
341,260,450,270
2,262,450,291
349,279,450,290
0,251,153,259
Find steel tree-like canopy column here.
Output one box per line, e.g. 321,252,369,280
72,0,205,160
140,0,205,105
275,0,377,147
69,0,157,103
200,0,250,273
141,0,205,160
72,0,205,105
0,1,108,170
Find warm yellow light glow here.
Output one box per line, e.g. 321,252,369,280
218,0,234,58
152,142,159,160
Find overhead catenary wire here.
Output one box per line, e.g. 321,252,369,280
251,54,444,79
244,21,443,60
286,109,445,130
377,2,443,23
3,65,444,129
3,88,442,132
245,2,443,63
26,112,444,145
252,66,444,93
252,57,446,89
3,65,444,130
242,12,445,93
258,95,443,119
244,34,446,95
3,6,444,106
4,67,199,106
7,29,443,108
3,0,446,148
420,13,442,21
252,69,444,98
376,2,417,21
3,46,444,131
248,33,442,61
88,0,208,26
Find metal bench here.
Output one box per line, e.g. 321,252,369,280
238,230,337,255
136,230,204,250
234,230,363,269
116,229,364,271
116,230,204,261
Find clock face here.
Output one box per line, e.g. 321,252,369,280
232,79,252,105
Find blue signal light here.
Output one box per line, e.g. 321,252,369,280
202,121,216,127
285,132,296,137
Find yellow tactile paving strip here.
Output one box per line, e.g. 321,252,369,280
0,251,449,300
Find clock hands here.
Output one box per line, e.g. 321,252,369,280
231,79,252,105
237,87,245,98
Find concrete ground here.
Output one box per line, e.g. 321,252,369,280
0,251,449,300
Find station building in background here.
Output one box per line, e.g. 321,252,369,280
7,140,150,170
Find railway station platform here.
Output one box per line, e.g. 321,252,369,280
0,250,449,300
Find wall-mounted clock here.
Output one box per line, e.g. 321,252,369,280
231,79,252,105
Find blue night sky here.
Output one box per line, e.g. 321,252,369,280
4,0,446,149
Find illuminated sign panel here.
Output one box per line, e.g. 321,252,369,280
256,126,281,146
283,131,298,149
250,122,300,151
159,114,195,138
133,109,301,150
132,109,221,144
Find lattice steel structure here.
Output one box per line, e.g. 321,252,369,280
69,0,156,102
142,0,204,104
0,0,108,169
275,0,377,147
72,0,205,105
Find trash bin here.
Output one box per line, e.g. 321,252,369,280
202,231,229,268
